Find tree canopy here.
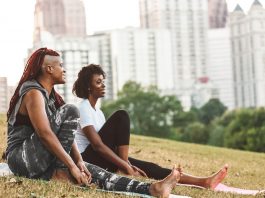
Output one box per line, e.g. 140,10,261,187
102,81,182,138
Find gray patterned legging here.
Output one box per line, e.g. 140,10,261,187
7,104,151,195
85,162,150,194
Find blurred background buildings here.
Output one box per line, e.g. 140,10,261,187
33,0,86,44
208,0,228,28
0,77,15,113
229,1,265,108
1,0,265,113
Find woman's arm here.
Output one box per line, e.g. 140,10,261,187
70,140,83,163
82,125,134,174
24,90,87,184
71,141,91,182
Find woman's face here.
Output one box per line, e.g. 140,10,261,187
89,74,105,98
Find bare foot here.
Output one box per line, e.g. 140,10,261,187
51,169,75,183
205,164,228,189
149,166,181,198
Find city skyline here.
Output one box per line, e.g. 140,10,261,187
0,0,264,85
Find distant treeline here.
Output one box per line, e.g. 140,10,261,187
102,81,265,153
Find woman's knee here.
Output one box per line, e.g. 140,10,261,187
56,104,79,137
113,110,129,122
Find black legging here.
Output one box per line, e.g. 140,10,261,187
81,110,171,180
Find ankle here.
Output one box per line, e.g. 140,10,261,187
52,169,72,183
149,183,160,197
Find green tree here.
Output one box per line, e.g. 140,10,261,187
102,81,183,138
199,98,227,125
181,122,208,144
207,111,237,147
245,127,265,152
222,108,265,152
173,109,198,128
207,124,225,147
222,109,251,150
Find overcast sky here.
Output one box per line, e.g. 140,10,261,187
0,0,264,85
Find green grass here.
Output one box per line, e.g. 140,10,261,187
0,114,265,198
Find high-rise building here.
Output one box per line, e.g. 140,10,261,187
62,0,87,37
190,77,219,108
32,27,174,104
0,77,15,113
0,77,8,113
32,0,88,104
139,0,208,108
208,28,235,109
208,0,228,28
33,0,86,44
90,28,175,98
229,0,265,108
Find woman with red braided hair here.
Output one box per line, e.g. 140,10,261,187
5,47,181,198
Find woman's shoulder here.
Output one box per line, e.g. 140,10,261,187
19,80,48,98
20,80,41,90
98,108,105,119
79,99,92,109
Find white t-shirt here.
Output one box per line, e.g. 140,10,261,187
75,99,106,153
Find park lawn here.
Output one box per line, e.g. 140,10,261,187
0,114,264,198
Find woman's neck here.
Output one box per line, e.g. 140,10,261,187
88,96,98,109
37,77,53,95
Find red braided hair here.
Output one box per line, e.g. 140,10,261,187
7,47,65,120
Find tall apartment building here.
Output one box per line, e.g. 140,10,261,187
89,28,174,98
208,0,228,28
0,77,15,113
0,77,8,113
139,0,208,108
33,0,86,44
208,28,235,109
32,27,174,103
32,0,89,104
62,0,87,36
229,0,265,108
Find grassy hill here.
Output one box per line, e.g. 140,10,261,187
0,114,264,198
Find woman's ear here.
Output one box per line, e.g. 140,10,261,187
46,64,53,74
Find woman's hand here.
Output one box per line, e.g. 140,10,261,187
76,160,92,184
131,165,147,177
127,161,147,177
69,163,91,186
118,164,147,177
117,165,137,176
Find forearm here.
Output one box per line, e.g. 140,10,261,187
70,141,83,163
39,130,76,169
95,144,130,171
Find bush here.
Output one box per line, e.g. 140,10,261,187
181,122,208,144
207,125,225,147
